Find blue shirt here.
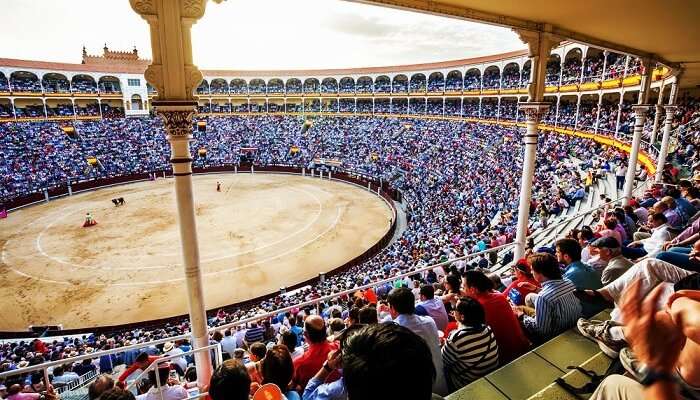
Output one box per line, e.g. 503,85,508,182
395,314,448,396
522,279,581,340
563,261,602,290
302,376,347,400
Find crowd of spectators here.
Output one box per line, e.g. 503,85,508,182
1,93,698,399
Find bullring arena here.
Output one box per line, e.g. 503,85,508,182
2,1,700,399
0,173,394,330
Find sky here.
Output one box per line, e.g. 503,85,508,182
1,0,525,70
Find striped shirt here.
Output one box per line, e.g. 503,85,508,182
441,324,499,392
522,279,581,341
244,325,265,344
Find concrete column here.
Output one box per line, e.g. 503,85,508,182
655,105,677,182
511,28,560,260
67,180,73,196
594,95,603,134
649,103,664,146
614,95,624,137
514,103,549,260
601,51,609,80
158,104,212,383
622,105,650,204
574,96,581,130
44,188,49,203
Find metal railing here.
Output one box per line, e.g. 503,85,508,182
55,369,99,395
0,119,662,388
519,174,650,257
124,344,223,400
0,242,516,384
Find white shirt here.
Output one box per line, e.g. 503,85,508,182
163,348,187,374
220,336,237,358
642,224,672,257
234,329,247,348
615,165,627,177
137,385,187,400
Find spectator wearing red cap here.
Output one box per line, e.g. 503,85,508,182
502,259,540,306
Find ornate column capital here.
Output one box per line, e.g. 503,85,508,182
155,101,198,140
663,105,678,112
129,0,219,101
514,28,562,58
632,104,651,116
518,102,550,121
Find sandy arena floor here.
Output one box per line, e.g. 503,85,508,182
0,174,393,331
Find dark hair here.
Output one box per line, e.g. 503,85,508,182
455,297,486,326
445,274,461,293
358,306,378,324
147,366,170,388
343,323,435,400
97,389,135,400
53,365,64,376
604,218,617,229
556,238,582,262
666,187,681,198
304,318,327,344
651,212,668,224
419,284,435,299
184,366,197,383
280,331,297,352
686,187,700,199
135,352,149,363
325,317,341,331
387,287,415,315
348,307,361,324
528,253,563,280
463,270,495,293
88,375,115,400
209,359,251,400
249,342,267,360
261,345,294,391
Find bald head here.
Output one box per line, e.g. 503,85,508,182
653,201,668,213
88,375,115,400
304,315,327,344
661,196,676,209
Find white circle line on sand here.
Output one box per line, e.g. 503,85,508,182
7,205,344,286
30,183,324,271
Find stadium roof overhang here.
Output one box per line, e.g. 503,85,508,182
349,0,700,89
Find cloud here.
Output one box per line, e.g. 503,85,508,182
0,0,525,70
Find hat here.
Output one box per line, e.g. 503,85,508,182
162,342,174,353
590,236,621,249
514,258,531,274
694,172,700,181
535,246,555,255
18,360,29,368
0,385,7,391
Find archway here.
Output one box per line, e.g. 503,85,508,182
131,94,143,110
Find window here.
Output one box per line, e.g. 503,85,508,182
127,79,141,87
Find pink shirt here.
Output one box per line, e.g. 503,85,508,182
8,393,40,400
599,229,622,245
